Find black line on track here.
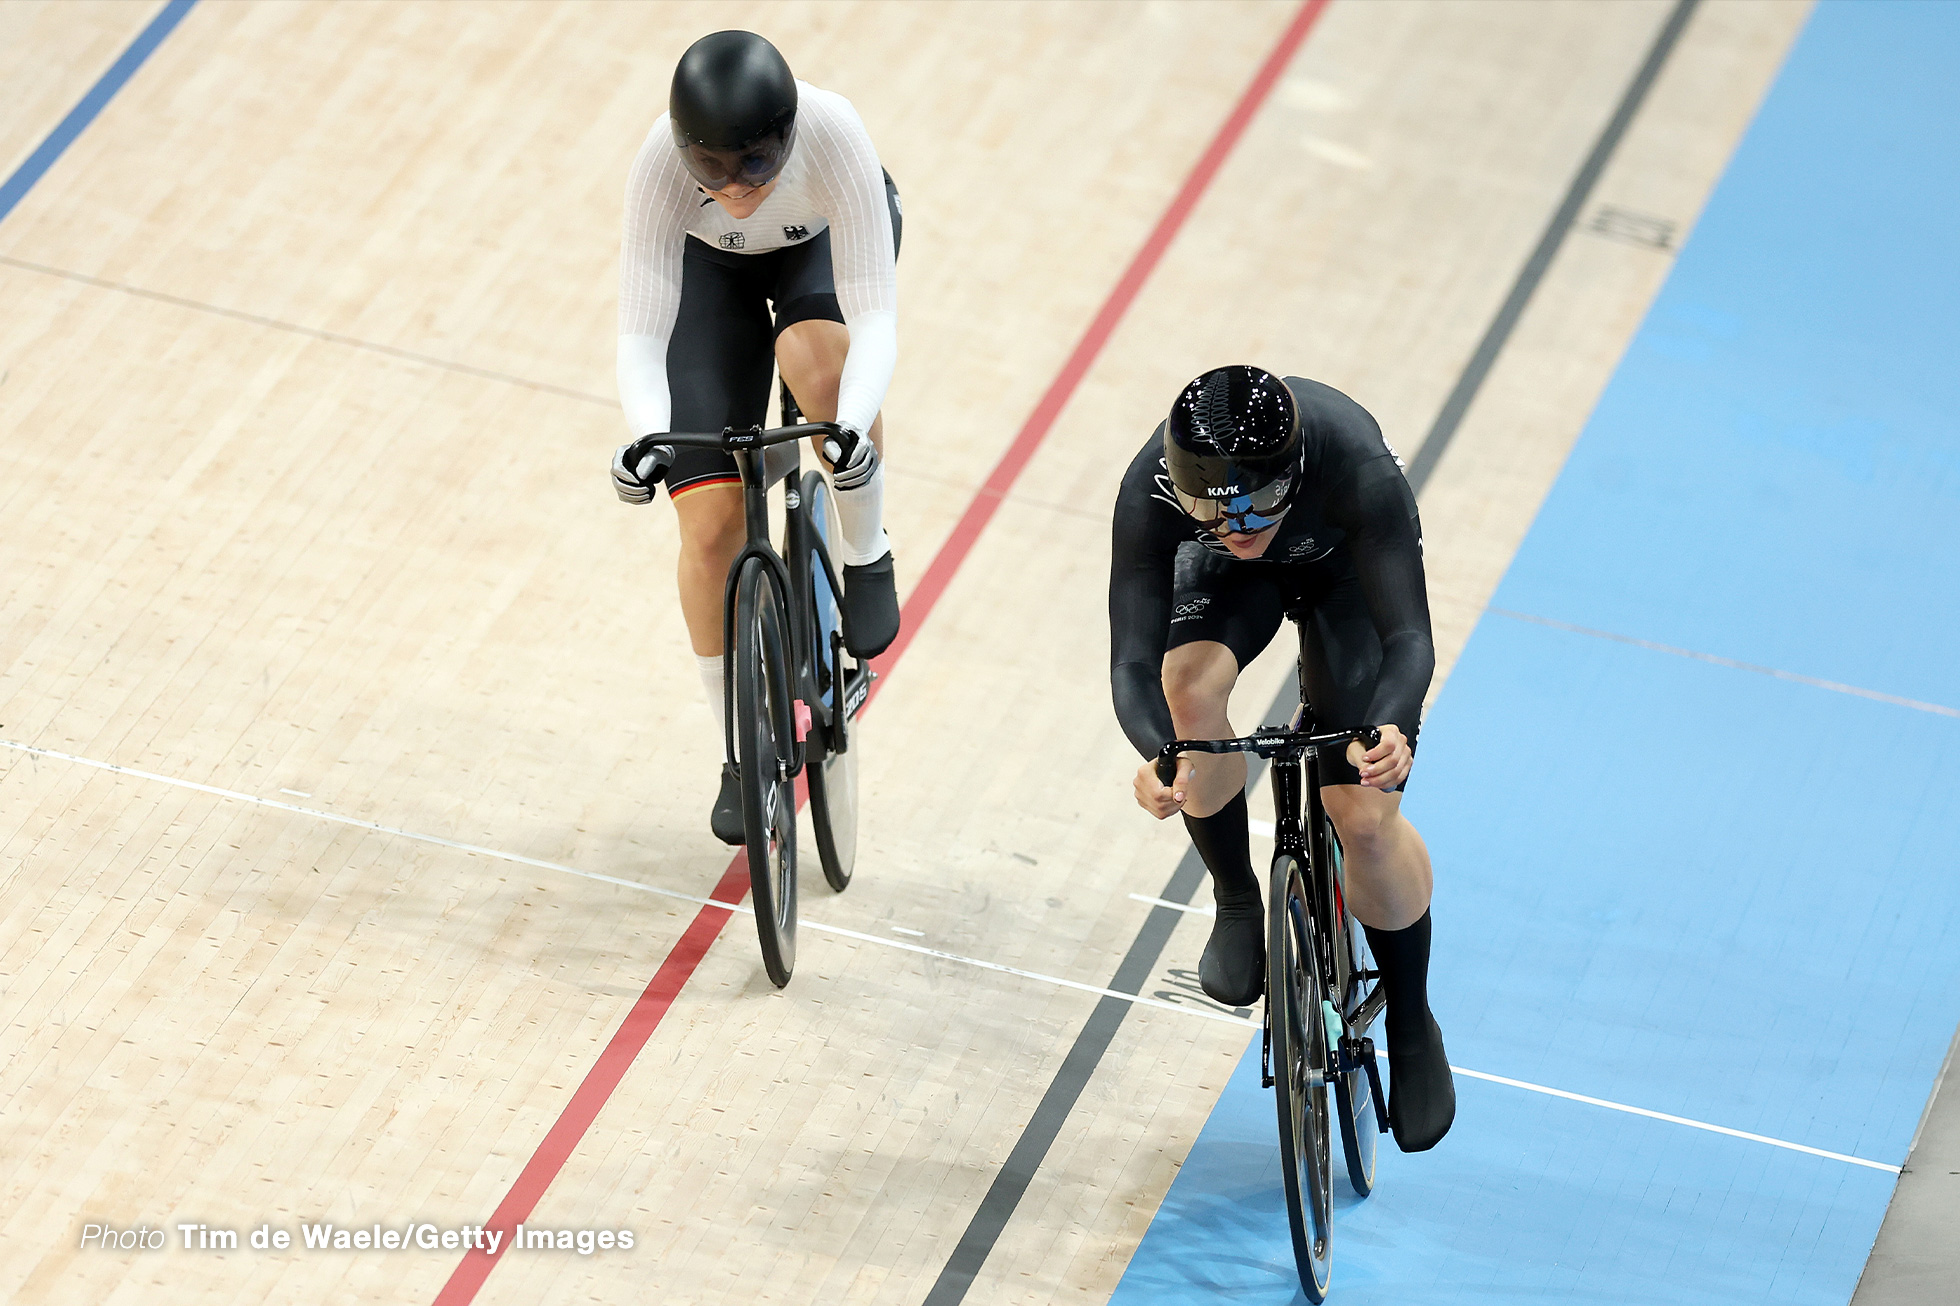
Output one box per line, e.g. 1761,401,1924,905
919,2,1701,1301
1403,0,1701,494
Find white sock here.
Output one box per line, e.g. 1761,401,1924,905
833,463,890,566
695,654,725,732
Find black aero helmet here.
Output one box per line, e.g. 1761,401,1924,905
1164,366,1303,534
670,31,798,190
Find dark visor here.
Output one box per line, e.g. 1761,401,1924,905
678,127,793,191
1173,470,1298,536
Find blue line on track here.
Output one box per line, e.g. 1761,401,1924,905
0,0,199,227
1117,1,1960,1301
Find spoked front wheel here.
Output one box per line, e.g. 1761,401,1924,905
797,469,858,893
1269,853,1334,1301
733,556,798,987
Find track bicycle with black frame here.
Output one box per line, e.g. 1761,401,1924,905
1155,626,1393,1300
623,418,870,987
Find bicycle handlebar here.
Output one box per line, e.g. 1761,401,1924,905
620,422,859,493
650,420,847,452
1153,725,1383,786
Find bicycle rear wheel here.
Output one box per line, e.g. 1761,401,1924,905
733,556,798,987
798,470,857,893
1327,833,1380,1197
1270,852,1334,1302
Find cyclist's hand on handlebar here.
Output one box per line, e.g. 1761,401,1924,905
1134,756,1195,819
612,436,674,504
1347,723,1411,790
821,426,880,491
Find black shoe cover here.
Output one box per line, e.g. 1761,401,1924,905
842,553,900,658
1199,901,1265,1007
1387,1013,1456,1152
711,763,744,846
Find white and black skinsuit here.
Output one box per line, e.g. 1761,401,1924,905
615,81,898,529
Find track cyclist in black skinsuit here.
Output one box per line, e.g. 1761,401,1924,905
1108,365,1455,1152
609,31,902,844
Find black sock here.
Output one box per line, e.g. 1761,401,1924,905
1363,909,1433,1053
1183,791,1258,909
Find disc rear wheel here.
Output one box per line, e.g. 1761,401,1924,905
799,469,858,893
1326,833,1379,1197
1269,853,1334,1301
734,557,797,987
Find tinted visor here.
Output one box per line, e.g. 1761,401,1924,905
1173,469,1298,536
677,126,793,191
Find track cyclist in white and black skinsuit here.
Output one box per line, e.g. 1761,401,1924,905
610,31,901,844
1109,366,1455,1152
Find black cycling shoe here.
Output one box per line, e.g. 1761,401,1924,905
842,552,900,658
710,763,744,846
1199,899,1266,1007
1386,1013,1456,1152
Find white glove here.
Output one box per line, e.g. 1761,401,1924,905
822,427,879,492
612,436,674,504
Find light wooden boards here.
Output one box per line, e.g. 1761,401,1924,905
0,3,1807,1302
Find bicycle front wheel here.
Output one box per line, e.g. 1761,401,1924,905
733,556,798,987
1270,852,1334,1301
798,469,857,892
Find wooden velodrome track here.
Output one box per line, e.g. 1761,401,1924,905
0,2,1809,1302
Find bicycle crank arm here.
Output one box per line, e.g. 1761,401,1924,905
1346,983,1388,1041
1350,1036,1392,1134
844,666,874,718
1260,1005,1274,1089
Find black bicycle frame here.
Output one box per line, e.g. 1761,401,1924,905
649,421,861,776
1156,715,1390,1107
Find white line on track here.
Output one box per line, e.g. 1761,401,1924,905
1129,893,1216,916
800,918,1255,1027
0,738,1253,1030
1491,608,1960,719
1449,1066,1901,1172
2,735,1901,1171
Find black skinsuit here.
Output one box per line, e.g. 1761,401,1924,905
1107,377,1434,786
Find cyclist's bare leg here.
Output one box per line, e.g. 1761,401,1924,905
1161,639,1264,1005
1159,640,1246,818
1321,782,1452,1151
673,485,746,657
773,319,885,458
675,483,748,842
667,321,891,675
1319,786,1432,930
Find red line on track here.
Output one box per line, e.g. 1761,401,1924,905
868,0,1329,685
431,5,1326,1300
